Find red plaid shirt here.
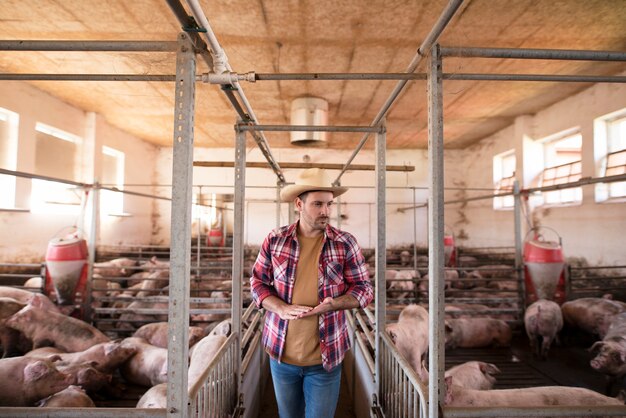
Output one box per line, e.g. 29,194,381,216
250,221,373,371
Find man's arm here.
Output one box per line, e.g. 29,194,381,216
262,295,313,320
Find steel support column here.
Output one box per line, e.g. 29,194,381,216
427,44,445,418
231,123,246,390
84,184,99,322
374,123,387,400
513,180,526,309
167,33,195,418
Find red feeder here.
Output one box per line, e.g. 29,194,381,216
45,231,88,306
444,232,457,267
523,227,566,305
207,227,224,247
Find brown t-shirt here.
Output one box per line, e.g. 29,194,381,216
281,232,324,366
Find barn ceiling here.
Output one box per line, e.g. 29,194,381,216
0,0,624,151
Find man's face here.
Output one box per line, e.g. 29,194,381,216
296,191,334,232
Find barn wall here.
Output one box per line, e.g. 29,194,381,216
0,81,158,263
446,79,626,265
153,146,431,249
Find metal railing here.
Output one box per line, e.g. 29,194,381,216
379,331,429,418
188,332,239,418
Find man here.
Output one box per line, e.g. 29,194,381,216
250,168,373,418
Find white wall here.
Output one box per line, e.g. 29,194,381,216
446,79,626,265
0,81,158,262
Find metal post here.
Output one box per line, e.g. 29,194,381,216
513,180,526,308
374,122,387,399
428,44,445,418
196,186,202,280
84,185,99,322
412,187,418,303
232,123,246,389
167,33,195,418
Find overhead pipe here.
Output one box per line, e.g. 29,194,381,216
0,40,177,52
333,0,464,186
440,46,626,61
184,0,285,183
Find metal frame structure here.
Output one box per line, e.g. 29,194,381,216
1,0,626,416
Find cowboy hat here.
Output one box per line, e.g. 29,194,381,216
280,168,348,202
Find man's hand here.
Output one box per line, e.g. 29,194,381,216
278,303,313,320
298,297,335,318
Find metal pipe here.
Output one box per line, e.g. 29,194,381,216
334,0,464,185
427,43,446,417
255,72,427,81
0,409,166,417
0,40,177,51
444,73,626,83
440,46,626,61
0,74,176,81
193,161,414,172
166,33,195,418
236,124,381,133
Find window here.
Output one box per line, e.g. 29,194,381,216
540,131,582,205
605,116,626,198
101,146,125,215
0,108,19,209
31,123,82,214
493,150,515,209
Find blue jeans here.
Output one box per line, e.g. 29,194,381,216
269,358,342,418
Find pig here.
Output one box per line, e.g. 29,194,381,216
561,297,626,339
93,257,138,277
23,276,43,289
0,356,71,406
38,385,95,407
590,312,626,394
386,304,429,381
133,322,205,349
55,361,111,392
137,383,167,408
399,250,413,267
0,297,27,357
445,361,500,390
188,329,229,389
139,256,171,273
445,318,512,349
455,270,485,290
5,304,109,352
524,299,563,359
387,270,419,300
421,270,458,294
0,286,60,313
26,341,136,374
444,376,624,407
120,337,168,387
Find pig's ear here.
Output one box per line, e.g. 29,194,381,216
444,321,452,333
47,354,63,363
151,256,158,264
480,362,501,375
589,341,604,354
24,360,51,381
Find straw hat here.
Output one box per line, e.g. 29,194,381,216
280,168,348,202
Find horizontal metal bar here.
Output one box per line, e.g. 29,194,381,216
444,405,626,417
444,73,626,83
0,74,176,81
193,161,414,172
0,168,87,188
0,40,178,52
441,47,626,61
0,408,166,417
527,173,626,193
236,124,382,133
255,72,427,81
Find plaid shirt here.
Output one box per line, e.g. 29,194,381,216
250,221,373,371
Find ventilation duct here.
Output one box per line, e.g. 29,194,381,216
290,97,328,146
